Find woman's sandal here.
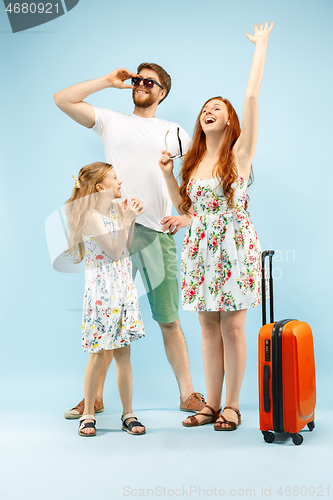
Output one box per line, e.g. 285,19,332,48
182,405,221,427
78,414,96,437
121,413,146,435
214,406,241,431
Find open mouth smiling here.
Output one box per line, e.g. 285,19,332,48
204,116,216,124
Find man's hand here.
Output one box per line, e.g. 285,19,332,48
105,68,140,90
160,214,192,235
53,70,139,128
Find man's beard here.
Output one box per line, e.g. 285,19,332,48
132,89,156,108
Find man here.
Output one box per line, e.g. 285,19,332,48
54,63,206,418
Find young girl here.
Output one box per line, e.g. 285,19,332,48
159,22,273,430
64,161,146,436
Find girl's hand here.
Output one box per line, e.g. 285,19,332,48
122,198,144,223
158,150,174,174
121,198,128,212
246,21,274,45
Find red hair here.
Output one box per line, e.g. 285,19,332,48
179,97,252,214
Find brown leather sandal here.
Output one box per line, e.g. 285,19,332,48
214,406,241,431
182,405,221,427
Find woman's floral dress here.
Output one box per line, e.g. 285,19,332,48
81,203,145,353
181,176,264,312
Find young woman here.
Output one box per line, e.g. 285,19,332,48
159,21,273,430
64,161,146,436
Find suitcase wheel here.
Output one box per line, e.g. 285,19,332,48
307,421,315,432
290,433,303,445
262,431,275,443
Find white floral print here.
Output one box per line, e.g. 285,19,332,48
82,203,145,352
181,177,264,312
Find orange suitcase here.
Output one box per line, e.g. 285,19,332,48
258,250,316,445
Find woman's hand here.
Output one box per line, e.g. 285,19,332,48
158,150,174,174
160,214,192,235
246,21,274,45
122,198,145,223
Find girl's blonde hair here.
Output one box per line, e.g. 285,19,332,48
63,162,113,263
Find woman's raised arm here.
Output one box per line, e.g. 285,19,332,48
234,21,274,178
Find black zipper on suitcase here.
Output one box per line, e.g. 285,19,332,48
271,319,292,432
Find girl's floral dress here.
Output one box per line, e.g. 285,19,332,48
181,176,264,312
82,203,145,353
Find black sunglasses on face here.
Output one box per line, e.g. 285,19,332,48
132,77,163,89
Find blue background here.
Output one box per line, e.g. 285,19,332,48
1,0,332,499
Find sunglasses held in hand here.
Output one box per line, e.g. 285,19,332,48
165,128,184,160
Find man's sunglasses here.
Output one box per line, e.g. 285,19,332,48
132,77,163,90
165,128,184,160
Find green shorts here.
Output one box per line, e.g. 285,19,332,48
129,223,179,324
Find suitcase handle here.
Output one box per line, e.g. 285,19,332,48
261,250,275,326
263,364,270,412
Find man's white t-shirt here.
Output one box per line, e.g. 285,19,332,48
92,106,192,232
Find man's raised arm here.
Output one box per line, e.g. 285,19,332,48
53,68,139,128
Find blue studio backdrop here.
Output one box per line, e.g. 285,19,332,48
1,0,332,499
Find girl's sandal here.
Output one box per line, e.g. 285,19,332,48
182,405,221,427
214,406,241,431
121,413,146,435
78,415,96,437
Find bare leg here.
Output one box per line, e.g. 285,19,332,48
81,351,105,435
183,312,223,425
113,345,145,434
96,350,113,400
215,309,247,428
159,319,194,400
